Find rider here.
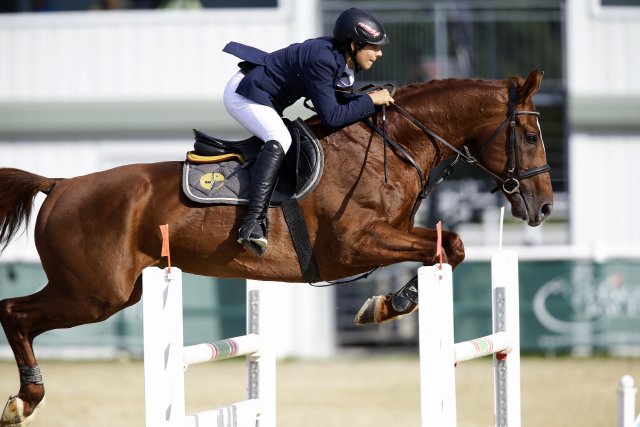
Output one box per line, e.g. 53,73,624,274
223,7,394,256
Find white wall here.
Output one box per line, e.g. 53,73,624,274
250,280,337,359
566,0,640,246
0,0,320,133
0,1,320,101
566,0,640,97
569,133,640,247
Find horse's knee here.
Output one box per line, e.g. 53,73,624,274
444,232,465,268
0,298,24,334
0,299,11,330
0,298,9,322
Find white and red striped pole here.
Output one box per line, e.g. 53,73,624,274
419,219,521,426
142,224,276,427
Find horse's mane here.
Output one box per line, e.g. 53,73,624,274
395,75,524,96
306,75,525,136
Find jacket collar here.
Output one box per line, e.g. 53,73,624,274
319,36,348,75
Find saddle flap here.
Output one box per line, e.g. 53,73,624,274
271,119,323,204
291,119,321,191
184,118,324,207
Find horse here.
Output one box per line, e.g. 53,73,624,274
0,69,552,426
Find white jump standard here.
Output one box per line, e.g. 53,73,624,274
419,250,521,427
618,375,640,427
142,267,276,427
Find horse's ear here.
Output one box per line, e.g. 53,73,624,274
520,69,544,102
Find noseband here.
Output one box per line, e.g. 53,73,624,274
386,84,550,196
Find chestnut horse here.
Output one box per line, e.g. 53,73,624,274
0,70,552,426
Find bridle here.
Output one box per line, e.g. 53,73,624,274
366,84,551,200
468,84,551,194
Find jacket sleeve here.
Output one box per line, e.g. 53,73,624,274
301,55,375,129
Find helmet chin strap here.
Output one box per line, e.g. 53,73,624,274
351,54,361,73
348,43,363,73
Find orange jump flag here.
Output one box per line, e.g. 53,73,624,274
159,224,171,273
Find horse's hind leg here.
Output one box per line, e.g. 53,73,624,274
0,292,49,427
0,277,142,426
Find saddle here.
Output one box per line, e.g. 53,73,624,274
183,118,323,206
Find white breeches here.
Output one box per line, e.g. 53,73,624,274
223,70,292,153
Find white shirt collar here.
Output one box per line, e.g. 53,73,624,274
336,64,355,88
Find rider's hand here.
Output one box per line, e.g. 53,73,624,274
368,89,395,106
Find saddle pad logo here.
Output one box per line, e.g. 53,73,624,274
199,172,225,191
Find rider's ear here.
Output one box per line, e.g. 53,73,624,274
520,69,544,102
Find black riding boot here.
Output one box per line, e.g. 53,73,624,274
237,140,286,256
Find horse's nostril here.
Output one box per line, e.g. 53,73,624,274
541,203,553,219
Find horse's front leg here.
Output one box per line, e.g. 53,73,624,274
352,224,465,325
343,223,464,266
408,226,465,268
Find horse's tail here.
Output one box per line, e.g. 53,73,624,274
0,168,64,253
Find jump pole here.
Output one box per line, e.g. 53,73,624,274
618,375,640,427
419,249,521,426
142,267,276,427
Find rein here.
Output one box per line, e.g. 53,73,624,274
366,84,551,197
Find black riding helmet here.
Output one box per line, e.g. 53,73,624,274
333,7,389,46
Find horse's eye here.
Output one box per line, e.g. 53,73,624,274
525,134,538,144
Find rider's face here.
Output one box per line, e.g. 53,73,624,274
350,43,383,71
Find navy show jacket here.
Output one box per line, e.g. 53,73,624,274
223,37,376,129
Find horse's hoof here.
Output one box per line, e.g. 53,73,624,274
354,294,418,325
1,396,44,427
354,296,383,325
